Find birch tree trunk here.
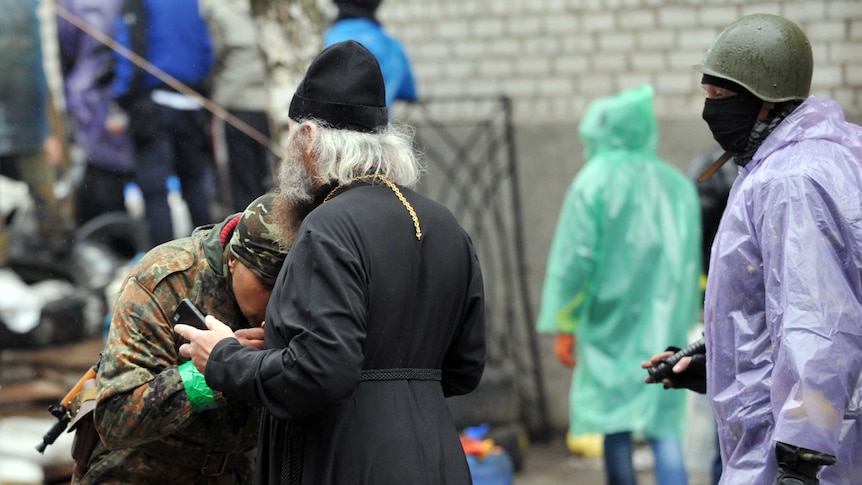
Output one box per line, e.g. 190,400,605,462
249,0,325,156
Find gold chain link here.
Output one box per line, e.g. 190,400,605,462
324,174,422,240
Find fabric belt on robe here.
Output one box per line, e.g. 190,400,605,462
138,440,251,476
360,368,442,381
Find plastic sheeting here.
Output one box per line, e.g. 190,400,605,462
704,96,862,484
536,85,702,439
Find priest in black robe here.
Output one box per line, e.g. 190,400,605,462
177,40,487,485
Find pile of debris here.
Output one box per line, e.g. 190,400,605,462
0,175,146,484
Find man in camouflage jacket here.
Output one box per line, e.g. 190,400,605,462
75,193,293,484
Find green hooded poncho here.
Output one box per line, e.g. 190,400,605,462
536,85,702,439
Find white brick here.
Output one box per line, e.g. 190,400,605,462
591,53,627,72
830,42,862,64
850,20,862,40
782,2,826,22
516,58,551,76
668,50,708,70
826,1,862,19
812,44,830,65
554,55,589,74
525,37,561,56
473,19,505,38
619,10,657,30
678,30,722,51
527,0,566,14
579,74,616,96
805,21,848,42
443,60,476,80
396,28,428,44
740,3,782,17
456,40,487,60
631,52,667,72
658,7,697,28
831,88,857,112
811,66,844,89
697,6,740,28
598,32,637,52
561,35,597,54
435,20,469,39
543,14,579,34
479,59,514,77
655,73,695,94
489,39,522,57
618,73,654,91
414,43,450,60
507,16,542,36
465,79,500,98
502,78,539,97
538,77,575,97
846,66,862,85
581,12,616,32
637,30,676,50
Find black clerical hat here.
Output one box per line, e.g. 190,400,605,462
289,40,388,132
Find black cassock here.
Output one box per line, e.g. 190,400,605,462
207,181,487,484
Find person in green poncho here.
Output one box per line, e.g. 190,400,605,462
536,85,702,485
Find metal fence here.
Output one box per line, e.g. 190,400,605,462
395,96,551,438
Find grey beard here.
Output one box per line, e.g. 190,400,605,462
278,140,316,207
271,144,317,249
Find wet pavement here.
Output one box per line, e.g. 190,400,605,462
515,437,713,485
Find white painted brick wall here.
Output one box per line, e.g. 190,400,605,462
383,0,862,122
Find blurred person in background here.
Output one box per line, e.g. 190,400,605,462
324,0,417,109
536,85,701,485
0,0,73,265
57,0,136,226
111,0,215,248
201,0,275,214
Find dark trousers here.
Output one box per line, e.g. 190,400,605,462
131,102,214,247
75,164,132,225
223,109,273,212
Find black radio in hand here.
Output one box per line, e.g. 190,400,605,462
647,338,706,382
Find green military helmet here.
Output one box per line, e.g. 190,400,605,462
694,14,813,102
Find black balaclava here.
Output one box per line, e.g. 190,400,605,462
701,74,764,155
289,40,388,132
335,0,382,22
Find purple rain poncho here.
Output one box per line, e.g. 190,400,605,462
704,96,862,485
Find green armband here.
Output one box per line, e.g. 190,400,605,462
178,361,218,412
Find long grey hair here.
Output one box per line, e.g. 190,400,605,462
303,119,425,188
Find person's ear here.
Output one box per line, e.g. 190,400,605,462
301,123,318,158
227,252,236,273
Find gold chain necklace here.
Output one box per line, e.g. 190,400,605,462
323,174,422,240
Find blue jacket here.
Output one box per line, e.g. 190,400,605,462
324,18,417,108
112,0,214,99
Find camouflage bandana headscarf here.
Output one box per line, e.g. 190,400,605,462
227,193,289,286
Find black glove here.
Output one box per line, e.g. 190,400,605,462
773,441,836,485
658,346,707,394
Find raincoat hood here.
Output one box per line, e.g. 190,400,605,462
705,95,862,484
578,85,658,158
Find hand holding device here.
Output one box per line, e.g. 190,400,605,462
172,299,207,330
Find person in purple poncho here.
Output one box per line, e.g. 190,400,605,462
644,14,862,485
57,0,136,225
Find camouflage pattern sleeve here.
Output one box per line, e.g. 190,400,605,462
94,244,224,448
